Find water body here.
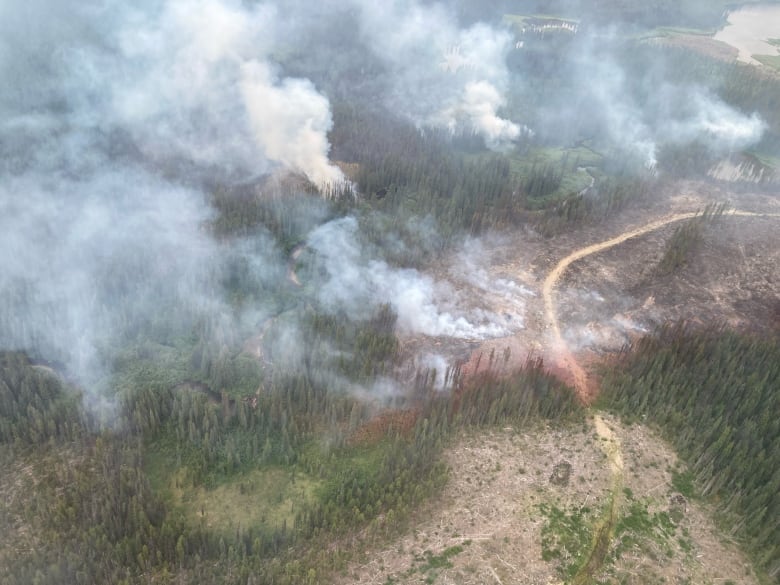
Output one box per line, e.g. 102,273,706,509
713,4,780,65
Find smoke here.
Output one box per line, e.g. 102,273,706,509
240,62,343,185
0,0,342,183
0,0,529,414
346,1,525,149
308,217,514,340
435,81,530,149
1,0,774,417
108,0,343,184
0,0,347,412
0,168,221,389
658,89,767,153
417,353,452,390
530,26,767,169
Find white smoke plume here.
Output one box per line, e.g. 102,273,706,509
1,0,773,416
450,237,532,329
434,81,529,150
0,0,345,410
659,89,767,153
347,1,524,149
308,217,513,340
532,27,767,169
0,168,222,391
106,0,344,185
240,61,344,186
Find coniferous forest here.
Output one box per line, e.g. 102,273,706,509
1,0,780,583
600,325,780,579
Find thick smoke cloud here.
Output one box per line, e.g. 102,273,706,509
101,0,344,184
658,89,767,152
0,0,528,411
0,0,343,183
0,167,222,392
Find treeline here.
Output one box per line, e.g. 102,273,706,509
331,104,527,237
599,324,780,581
209,178,355,245
654,202,728,275
330,104,653,245
2,437,188,585
626,44,780,145
536,177,651,237
0,352,85,445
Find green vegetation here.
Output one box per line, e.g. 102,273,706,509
328,105,650,243
753,54,780,73
507,146,602,209
600,324,780,581
0,346,581,584
386,544,468,583
539,503,596,579
3,3,780,584
642,26,718,37
0,352,85,444
611,500,677,560
146,460,319,537
671,469,696,499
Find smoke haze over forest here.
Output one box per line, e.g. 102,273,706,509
2,1,780,584
0,0,774,407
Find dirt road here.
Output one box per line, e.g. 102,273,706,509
570,414,625,584
542,209,779,401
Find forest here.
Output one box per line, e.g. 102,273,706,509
600,325,780,580
1,0,779,583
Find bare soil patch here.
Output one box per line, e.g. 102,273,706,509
335,417,759,585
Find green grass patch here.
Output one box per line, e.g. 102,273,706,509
513,145,603,170
146,450,319,536
503,13,579,32
753,53,780,72
507,146,603,210
746,151,779,170
414,545,465,572
539,503,596,579
389,543,468,584
641,26,717,39
671,469,696,499
308,438,390,499
110,338,194,392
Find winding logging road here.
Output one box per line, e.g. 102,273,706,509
542,209,778,401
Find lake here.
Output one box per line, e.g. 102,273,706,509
713,4,780,65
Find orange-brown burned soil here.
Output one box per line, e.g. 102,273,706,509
414,179,779,403
347,408,419,446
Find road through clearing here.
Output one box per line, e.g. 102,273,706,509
542,209,779,402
